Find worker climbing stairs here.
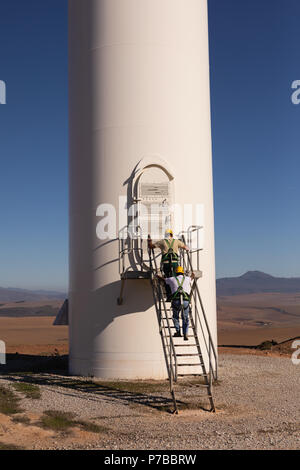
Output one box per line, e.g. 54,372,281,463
118,226,218,414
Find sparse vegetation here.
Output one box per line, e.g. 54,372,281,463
12,415,31,425
257,340,278,351
0,385,23,415
12,382,41,399
39,410,105,434
76,420,106,434
39,410,76,432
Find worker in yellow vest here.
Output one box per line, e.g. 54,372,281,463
148,229,189,278
159,266,194,341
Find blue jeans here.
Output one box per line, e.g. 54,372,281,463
172,299,190,336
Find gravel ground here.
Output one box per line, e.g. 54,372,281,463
1,353,300,450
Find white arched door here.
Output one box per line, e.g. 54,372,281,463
136,165,174,240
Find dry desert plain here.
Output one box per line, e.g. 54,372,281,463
0,301,68,355
0,294,299,450
1,292,300,355
218,292,300,346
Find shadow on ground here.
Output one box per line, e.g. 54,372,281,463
0,353,68,374
0,354,210,413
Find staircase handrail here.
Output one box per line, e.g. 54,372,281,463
182,235,218,381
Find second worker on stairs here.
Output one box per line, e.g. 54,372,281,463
158,266,194,341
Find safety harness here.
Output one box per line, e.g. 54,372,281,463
172,275,190,302
162,239,179,263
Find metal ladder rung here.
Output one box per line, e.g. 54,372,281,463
165,334,195,337
176,353,200,357
177,373,209,378
177,363,204,367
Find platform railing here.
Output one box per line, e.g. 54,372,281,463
182,233,218,382
119,226,144,278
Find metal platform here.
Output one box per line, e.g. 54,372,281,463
121,271,151,280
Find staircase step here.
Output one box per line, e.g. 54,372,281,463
165,334,195,337
177,373,209,378
176,353,199,357
177,363,203,367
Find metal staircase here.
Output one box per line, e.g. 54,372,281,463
118,226,217,413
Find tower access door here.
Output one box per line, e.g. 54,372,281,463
136,165,173,240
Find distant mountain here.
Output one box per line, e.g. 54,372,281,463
216,271,300,296
0,287,66,303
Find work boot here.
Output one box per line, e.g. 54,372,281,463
184,335,189,341
173,331,181,338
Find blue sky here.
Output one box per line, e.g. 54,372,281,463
0,0,68,290
208,0,300,278
0,0,299,290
